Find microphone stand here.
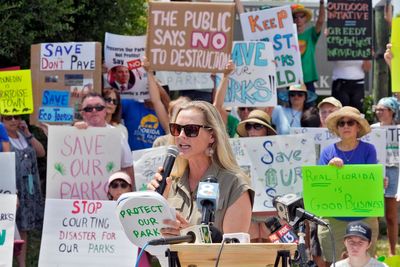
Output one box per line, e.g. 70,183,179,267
292,222,317,267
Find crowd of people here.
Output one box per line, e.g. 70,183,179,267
0,2,397,267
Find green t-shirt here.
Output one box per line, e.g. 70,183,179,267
298,26,320,83
226,114,239,138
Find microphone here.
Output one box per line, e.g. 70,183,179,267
265,217,298,243
294,208,329,227
148,231,196,246
156,145,179,195
196,176,219,225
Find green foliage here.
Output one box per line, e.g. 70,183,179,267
363,95,375,124
0,0,146,68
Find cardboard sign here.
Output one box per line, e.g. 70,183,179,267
40,42,96,71
155,71,213,91
116,191,176,255
39,199,137,266
104,33,148,100
240,6,303,88
0,153,16,194
392,17,400,92
231,134,316,212
0,70,34,115
218,41,277,107
30,42,102,126
302,164,384,217
0,194,17,267
146,2,235,73
326,0,373,60
46,126,121,200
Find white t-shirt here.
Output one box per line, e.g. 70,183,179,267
332,60,365,81
332,258,388,267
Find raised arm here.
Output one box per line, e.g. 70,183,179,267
213,60,235,124
315,0,325,34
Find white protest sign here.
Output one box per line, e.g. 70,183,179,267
372,126,399,165
116,191,176,255
290,127,386,165
240,6,303,88
231,134,316,212
132,146,167,192
46,126,121,200
155,71,214,91
104,33,148,100
219,41,277,107
39,199,137,267
0,152,16,194
0,194,17,267
40,42,96,71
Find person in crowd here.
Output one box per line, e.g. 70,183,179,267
332,221,388,267
0,122,10,152
318,106,379,266
318,97,343,127
272,83,317,133
292,1,325,94
75,92,135,185
371,97,399,256
1,114,45,267
331,60,371,112
148,101,254,236
300,107,320,127
102,87,128,137
109,65,135,92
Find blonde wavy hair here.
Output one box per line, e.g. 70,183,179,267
170,101,249,182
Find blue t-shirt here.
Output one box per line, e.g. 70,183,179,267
271,105,290,135
0,123,9,152
121,99,166,151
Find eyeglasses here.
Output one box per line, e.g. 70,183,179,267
245,123,265,131
2,115,21,121
238,107,255,112
169,123,212,137
337,119,357,128
82,105,105,113
289,92,306,97
110,181,130,189
374,108,389,113
104,97,118,105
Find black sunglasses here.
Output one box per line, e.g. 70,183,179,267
337,119,357,128
104,97,118,105
2,115,21,121
289,92,306,97
245,123,265,131
110,180,129,189
169,123,212,137
82,105,105,113
238,107,255,112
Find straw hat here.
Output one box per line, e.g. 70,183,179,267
317,97,342,109
326,106,371,138
291,4,312,23
108,171,131,186
278,83,318,104
236,109,277,137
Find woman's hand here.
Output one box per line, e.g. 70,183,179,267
141,57,151,73
74,121,89,129
160,212,190,237
147,166,172,198
223,60,235,78
328,157,344,167
384,43,393,68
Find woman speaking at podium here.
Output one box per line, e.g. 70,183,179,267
148,101,254,237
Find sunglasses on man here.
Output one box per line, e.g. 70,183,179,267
82,105,105,113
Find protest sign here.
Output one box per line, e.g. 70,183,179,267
392,17,400,92
155,71,213,91
0,153,16,194
302,164,384,217
46,126,121,200
231,134,316,212
326,0,372,60
0,194,17,267
0,70,34,115
132,146,167,191
147,2,235,73
240,6,303,88
116,191,176,255
217,41,277,107
104,33,148,100
30,42,102,126
39,199,137,267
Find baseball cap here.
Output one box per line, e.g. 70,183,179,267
344,221,371,242
317,97,342,109
108,171,131,186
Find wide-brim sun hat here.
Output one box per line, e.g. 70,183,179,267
236,109,277,137
317,96,343,109
291,4,312,23
108,171,131,186
278,83,318,104
326,106,371,138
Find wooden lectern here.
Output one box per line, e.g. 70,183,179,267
168,243,297,267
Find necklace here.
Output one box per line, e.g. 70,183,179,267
338,141,359,162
